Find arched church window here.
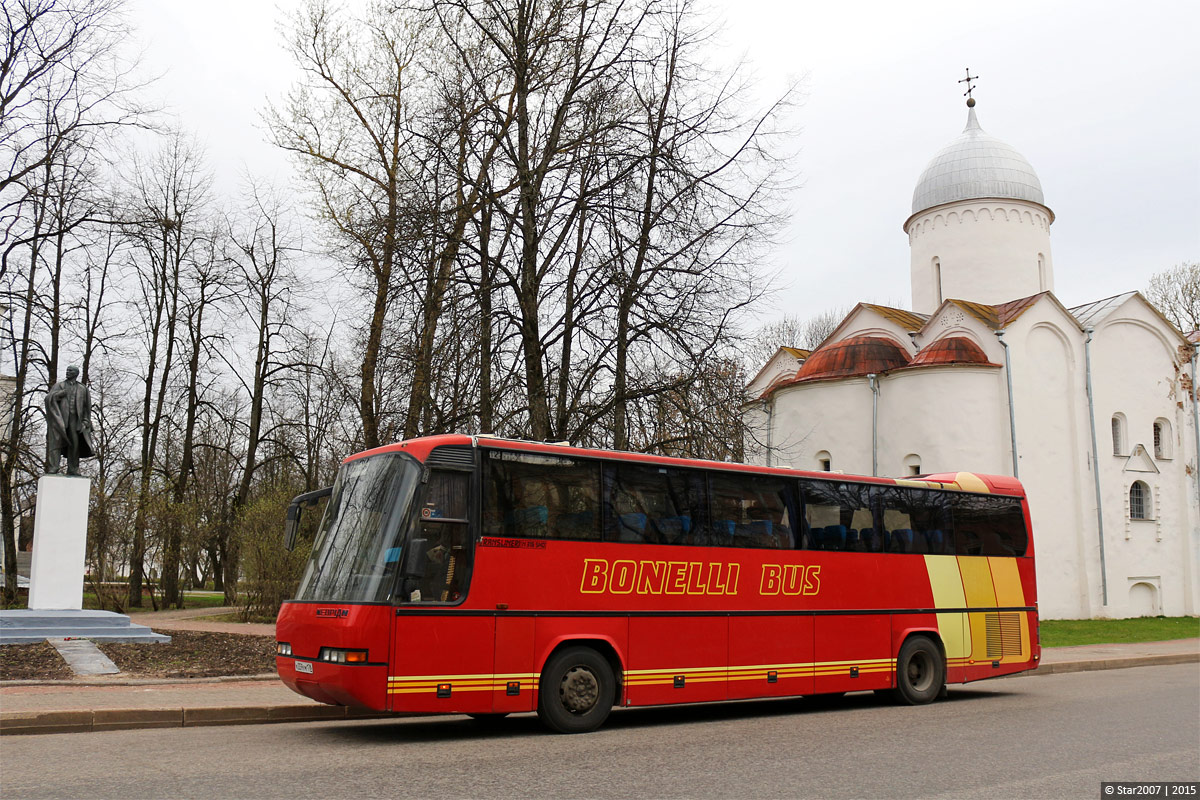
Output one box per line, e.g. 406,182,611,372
1128,481,1150,520
1037,254,1046,291
903,453,922,476
1111,414,1125,456
815,450,832,472
932,258,942,305
1153,419,1171,459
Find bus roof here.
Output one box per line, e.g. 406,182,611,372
345,434,1024,497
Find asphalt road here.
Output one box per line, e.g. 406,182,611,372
3,664,1197,799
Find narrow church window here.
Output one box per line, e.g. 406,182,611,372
1111,415,1124,456
1153,419,1171,459
1037,254,1046,291
903,453,922,476
816,450,832,472
1128,481,1149,520
932,258,942,305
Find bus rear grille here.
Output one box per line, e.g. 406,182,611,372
999,612,1022,655
427,445,476,468
985,612,1023,659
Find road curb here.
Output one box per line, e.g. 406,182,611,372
0,703,396,736
1030,652,1198,676
3,651,1195,736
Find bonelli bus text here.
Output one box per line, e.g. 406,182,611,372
275,434,1039,733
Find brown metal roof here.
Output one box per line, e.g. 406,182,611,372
786,335,910,384
906,336,1001,369
945,292,1046,330
860,304,929,332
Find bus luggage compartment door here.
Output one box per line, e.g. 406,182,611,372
389,615,495,713
626,616,727,706
813,614,892,694
728,615,814,700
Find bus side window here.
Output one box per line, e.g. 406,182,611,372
604,463,703,545
483,451,601,541
707,473,796,549
800,480,872,551
951,494,1027,556
873,486,952,555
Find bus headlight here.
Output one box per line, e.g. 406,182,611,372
318,647,368,664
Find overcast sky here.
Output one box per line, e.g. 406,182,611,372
129,0,1199,323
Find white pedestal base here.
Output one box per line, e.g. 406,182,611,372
28,474,91,610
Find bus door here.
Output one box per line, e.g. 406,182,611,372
493,616,536,713
389,469,494,713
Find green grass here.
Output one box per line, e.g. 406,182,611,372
1040,616,1200,647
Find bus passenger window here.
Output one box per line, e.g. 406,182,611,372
605,463,704,545
707,473,797,549
951,494,1027,556
874,486,952,555
483,450,601,541
799,481,873,551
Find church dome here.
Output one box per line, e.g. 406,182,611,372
910,104,1045,216
791,335,910,383
906,336,999,368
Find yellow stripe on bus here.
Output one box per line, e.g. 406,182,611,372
924,555,969,662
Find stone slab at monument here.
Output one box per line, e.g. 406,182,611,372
0,475,168,645
0,609,169,644
28,474,90,610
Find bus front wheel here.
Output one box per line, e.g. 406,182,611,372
893,635,944,705
537,646,615,733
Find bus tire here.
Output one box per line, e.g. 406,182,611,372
893,635,944,705
537,646,615,733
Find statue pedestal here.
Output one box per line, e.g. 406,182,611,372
28,474,90,610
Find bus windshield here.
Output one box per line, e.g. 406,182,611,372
295,453,422,603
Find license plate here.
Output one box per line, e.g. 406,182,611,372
295,661,313,674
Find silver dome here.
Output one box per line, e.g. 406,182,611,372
911,106,1045,216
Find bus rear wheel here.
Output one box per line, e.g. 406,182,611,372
892,635,944,705
537,646,615,734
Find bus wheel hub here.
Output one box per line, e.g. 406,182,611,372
560,667,598,713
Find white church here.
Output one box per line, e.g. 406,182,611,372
746,97,1199,620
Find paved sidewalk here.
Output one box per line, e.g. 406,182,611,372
125,606,275,636
2,637,1195,736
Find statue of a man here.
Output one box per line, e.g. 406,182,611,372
45,365,94,476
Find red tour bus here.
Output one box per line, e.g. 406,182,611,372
275,434,1039,733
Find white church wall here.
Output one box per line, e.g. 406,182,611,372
907,200,1053,314
875,367,1008,478
1090,307,1198,617
766,379,875,474
1005,313,1094,619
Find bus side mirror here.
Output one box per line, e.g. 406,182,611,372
284,504,301,552
283,486,334,551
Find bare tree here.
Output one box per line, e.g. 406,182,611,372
0,0,146,602
215,183,306,601
121,132,211,607
1145,261,1200,334
269,0,437,450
